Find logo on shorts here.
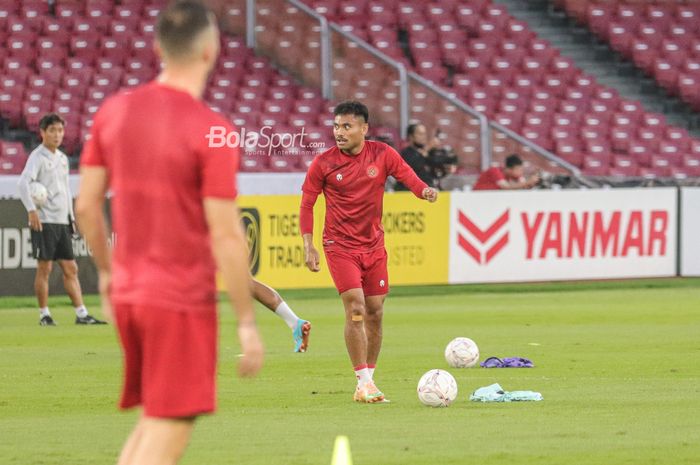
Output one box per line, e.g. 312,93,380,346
367,165,378,178
336,173,343,182
379,279,385,287
240,208,261,275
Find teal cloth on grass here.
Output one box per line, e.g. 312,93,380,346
469,383,543,402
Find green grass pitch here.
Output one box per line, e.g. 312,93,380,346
1,279,699,464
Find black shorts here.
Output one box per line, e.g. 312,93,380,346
31,223,75,261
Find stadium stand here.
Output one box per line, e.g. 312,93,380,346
295,0,700,178
0,0,343,173
558,1,700,113
0,0,699,180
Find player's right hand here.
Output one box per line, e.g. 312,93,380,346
28,211,42,231
305,246,321,272
422,187,438,203
237,323,264,377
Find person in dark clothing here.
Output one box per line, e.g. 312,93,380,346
394,124,458,191
394,124,437,191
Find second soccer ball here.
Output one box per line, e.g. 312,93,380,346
444,337,480,368
417,369,458,407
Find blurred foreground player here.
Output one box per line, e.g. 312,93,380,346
300,101,438,403
18,113,105,326
76,3,263,465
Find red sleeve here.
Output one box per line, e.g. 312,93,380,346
199,119,239,199
385,145,428,197
300,156,323,234
299,190,319,235
301,155,324,195
491,167,505,183
80,106,107,167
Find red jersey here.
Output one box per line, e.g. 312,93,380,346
300,140,427,251
472,167,506,190
80,82,239,312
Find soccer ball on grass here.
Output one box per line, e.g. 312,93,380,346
444,337,479,368
417,369,458,407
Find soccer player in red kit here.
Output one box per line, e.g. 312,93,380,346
300,101,438,403
75,3,263,464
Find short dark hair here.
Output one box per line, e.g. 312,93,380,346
333,100,369,123
406,123,424,138
156,1,213,58
39,113,65,131
505,154,523,168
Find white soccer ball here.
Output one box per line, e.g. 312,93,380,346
444,337,480,368
417,369,458,407
29,182,48,208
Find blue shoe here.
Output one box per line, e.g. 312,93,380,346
293,319,311,352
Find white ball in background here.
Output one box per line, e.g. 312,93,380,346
417,369,458,407
444,337,480,368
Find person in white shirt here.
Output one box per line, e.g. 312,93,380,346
17,113,105,326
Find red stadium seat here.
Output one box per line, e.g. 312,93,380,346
631,40,656,73
616,4,644,29
664,127,689,149
41,18,70,44
55,1,82,20
646,5,672,30
668,24,692,48
555,138,583,167
0,140,27,161
660,40,686,67
550,56,577,81
637,23,663,48
70,36,99,63
658,142,683,166
73,17,102,39
587,3,613,38
582,155,610,176
611,127,633,153
628,140,652,167
608,23,633,55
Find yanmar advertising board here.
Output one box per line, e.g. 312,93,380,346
680,187,700,277
449,188,677,283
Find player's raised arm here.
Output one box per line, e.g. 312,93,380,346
385,146,438,202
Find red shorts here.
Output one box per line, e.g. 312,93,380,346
324,247,389,295
114,303,218,418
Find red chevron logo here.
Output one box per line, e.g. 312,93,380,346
457,210,510,265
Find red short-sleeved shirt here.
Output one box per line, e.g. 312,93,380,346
301,140,427,251
472,167,506,191
81,82,239,312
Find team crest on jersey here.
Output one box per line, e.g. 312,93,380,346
366,165,378,178
336,173,343,181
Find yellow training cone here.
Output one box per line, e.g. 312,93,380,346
331,435,353,465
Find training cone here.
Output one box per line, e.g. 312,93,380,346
331,435,353,465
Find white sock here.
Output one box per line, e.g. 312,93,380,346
354,365,371,386
274,301,300,329
75,305,88,318
368,366,375,379
39,307,51,317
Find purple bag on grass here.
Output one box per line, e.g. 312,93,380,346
480,357,534,368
